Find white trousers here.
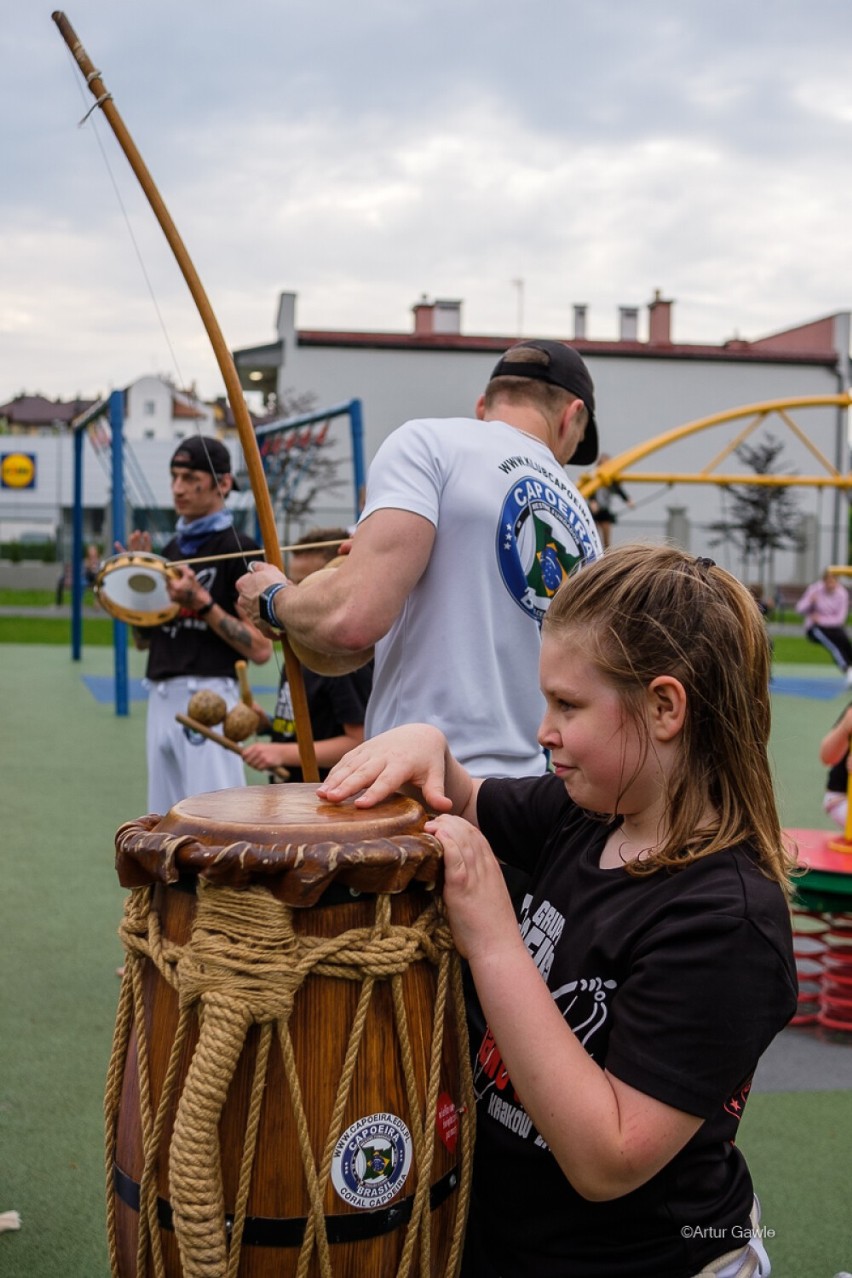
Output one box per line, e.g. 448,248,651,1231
145,676,246,815
824,790,848,828
691,1199,771,1277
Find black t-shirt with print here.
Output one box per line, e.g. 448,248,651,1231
460,773,797,1278
145,529,262,681
268,661,373,782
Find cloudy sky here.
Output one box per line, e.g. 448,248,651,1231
4,0,852,403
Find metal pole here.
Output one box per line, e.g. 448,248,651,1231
109,390,129,717
349,399,366,518
71,426,84,660
833,313,851,566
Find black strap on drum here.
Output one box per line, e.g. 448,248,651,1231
113,1162,460,1247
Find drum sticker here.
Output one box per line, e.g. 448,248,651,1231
435,1092,459,1153
330,1112,413,1209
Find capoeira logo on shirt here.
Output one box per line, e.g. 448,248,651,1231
496,473,597,622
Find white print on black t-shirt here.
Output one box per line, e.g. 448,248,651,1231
472,896,618,1145
473,969,617,1145
518,894,565,979
518,894,616,1051
549,975,618,1052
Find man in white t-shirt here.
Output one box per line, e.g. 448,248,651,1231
237,341,602,777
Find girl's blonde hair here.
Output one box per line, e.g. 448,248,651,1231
542,542,796,895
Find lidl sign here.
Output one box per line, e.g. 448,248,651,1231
1,453,37,489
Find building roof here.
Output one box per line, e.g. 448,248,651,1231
171,397,206,420
0,394,98,426
292,327,839,366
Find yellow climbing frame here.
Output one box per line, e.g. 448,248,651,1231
577,393,852,499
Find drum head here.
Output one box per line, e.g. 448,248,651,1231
95,552,180,627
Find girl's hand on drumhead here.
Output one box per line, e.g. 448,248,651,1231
317,725,454,813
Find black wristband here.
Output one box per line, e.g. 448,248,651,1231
259,581,288,629
196,599,214,618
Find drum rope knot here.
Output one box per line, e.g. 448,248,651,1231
107,873,473,1278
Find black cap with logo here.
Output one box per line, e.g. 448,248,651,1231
170,436,239,489
489,339,599,465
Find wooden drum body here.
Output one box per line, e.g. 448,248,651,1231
107,786,473,1278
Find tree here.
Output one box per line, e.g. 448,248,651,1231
708,434,803,592
251,389,347,543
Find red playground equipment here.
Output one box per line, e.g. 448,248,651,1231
787,827,852,1035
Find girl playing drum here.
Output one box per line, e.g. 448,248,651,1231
317,544,797,1278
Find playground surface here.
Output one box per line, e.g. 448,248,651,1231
1,644,851,1276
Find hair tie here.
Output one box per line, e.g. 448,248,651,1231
695,556,716,570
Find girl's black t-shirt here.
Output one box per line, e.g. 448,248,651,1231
461,773,797,1278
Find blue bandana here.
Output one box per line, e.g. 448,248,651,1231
175,510,234,556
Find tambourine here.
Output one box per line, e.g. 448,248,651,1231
95,552,180,627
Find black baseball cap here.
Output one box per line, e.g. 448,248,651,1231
489,339,599,465
170,436,239,489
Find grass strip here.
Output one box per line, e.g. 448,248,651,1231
0,617,118,645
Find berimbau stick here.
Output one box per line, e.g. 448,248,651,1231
53,11,320,782
174,538,345,568
234,660,253,708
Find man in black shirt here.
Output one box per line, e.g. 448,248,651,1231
129,436,271,813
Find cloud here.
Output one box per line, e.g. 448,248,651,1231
4,0,852,398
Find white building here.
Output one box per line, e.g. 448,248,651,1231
0,375,241,549
122,375,217,442
233,290,852,586
3,302,850,588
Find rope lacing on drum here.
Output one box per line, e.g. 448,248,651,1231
105,876,475,1278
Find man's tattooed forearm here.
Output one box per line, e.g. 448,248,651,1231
217,613,253,650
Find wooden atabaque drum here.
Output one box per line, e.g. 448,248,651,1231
106,785,473,1278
